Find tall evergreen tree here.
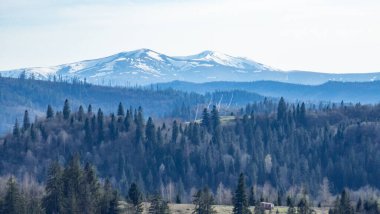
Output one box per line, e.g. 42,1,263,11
145,117,156,146
210,105,220,132
172,120,179,144
148,194,170,214
117,102,125,117
23,110,30,130
277,97,287,122
201,108,211,130
2,177,25,214
12,120,20,138
192,187,216,214
46,105,54,119
63,99,71,120
128,182,143,213
43,161,64,214
233,173,251,214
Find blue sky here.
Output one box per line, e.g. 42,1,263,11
0,0,379,73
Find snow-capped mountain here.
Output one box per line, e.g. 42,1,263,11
1,49,379,85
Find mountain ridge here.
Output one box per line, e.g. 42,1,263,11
1,48,379,85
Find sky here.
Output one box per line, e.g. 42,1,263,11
0,0,379,73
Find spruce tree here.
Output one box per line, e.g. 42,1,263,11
233,173,251,214
128,182,143,213
277,97,286,122
63,99,71,120
78,105,84,121
97,108,104,144
149,194,170,214
145,117,156,146
2,177,25,214
23,110,30,130
13,120,20,138
210,105,220,132
171,120,179,144
201,108,211,130
46,105,54,119
43,161,64,214
192,187,216,214
117,102,125,117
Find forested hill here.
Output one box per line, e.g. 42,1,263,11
0,76,265,134
157,80,380,103
1,98,379,204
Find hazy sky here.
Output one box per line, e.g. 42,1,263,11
0,0,379,73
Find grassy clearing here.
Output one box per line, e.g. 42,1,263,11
134,203,326,214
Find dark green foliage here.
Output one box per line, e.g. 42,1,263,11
277,97,286,122
201,108,210,130
0,98,380,206
146,117,156,145
22,110,30,131
12,120,20,138
63,99,70,120
46,105,54,119
171,120,178,143
233,173,251,214
192,187,216,214
297,196,314,214
1,177,25,214
148,194,170,214
248,187,256,206
128,183,143,213
43,161,63,214
117,102,125,117
329,190,354,214
210,105,220,132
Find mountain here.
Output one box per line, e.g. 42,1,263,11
1,49,379,85
157,80,380,103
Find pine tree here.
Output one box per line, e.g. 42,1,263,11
78,105,84,121
97,108,104,144
62,155,83,213
210,105,220,132
63,99,71,120
46,105,54,119
2,177,25,214
329,189,354,214
277,97,287,122
13,120,20,138
84,118,93,149
172,120,179,143
149,194,170,214
87,104,92,115
43,161,64,214
117,102,125,117
201,108,211,130
146,117,156,146
248,187,256,206
109,114,118,140
233,173,251,214
23,110,30,130
128,182,143,213
192,187,216,214
297,196,313,214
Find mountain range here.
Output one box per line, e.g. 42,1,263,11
1,49,379,85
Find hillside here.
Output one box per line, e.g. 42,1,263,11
0,77,265,134
158,80,380,103
1,98,379,204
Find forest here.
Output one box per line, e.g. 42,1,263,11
0,96,379,213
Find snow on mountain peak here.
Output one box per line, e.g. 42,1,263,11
0,49,279,85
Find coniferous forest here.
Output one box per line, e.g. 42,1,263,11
0,96,379,213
